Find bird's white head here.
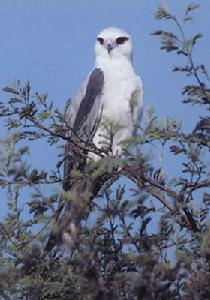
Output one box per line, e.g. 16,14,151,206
95,27,133,62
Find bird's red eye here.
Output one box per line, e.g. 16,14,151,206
116,36,129,45
97,37,104,45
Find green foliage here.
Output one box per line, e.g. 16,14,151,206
155,2,174,20
1,2,210,299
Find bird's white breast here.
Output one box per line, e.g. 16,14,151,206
96,57,139,123
91,55,142,157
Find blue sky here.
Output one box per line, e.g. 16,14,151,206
0,0,210,219
1,0,209,115
0,1,209,125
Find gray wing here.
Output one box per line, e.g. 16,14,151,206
63,68,104,187
66,68,104,133
45,69,104,252
73,68,104,133
44,69,104,252
130,76,144,135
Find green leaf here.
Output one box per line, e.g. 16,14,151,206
155,2,174,20
2,86,20,95
184,16,193,22
152,30,179,53
191,33,203,45
185,3,200,15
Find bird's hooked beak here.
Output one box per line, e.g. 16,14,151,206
107,43,115,54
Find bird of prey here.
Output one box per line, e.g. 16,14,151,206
67,26,143,162
45,27,143,252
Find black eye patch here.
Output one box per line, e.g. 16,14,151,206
116,36,129,45
97,37,104,45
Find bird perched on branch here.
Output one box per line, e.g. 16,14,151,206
44,27,143,252
67,26,143,161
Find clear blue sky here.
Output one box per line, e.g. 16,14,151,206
0,0,210,218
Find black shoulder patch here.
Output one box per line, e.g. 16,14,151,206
73,68,104,132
